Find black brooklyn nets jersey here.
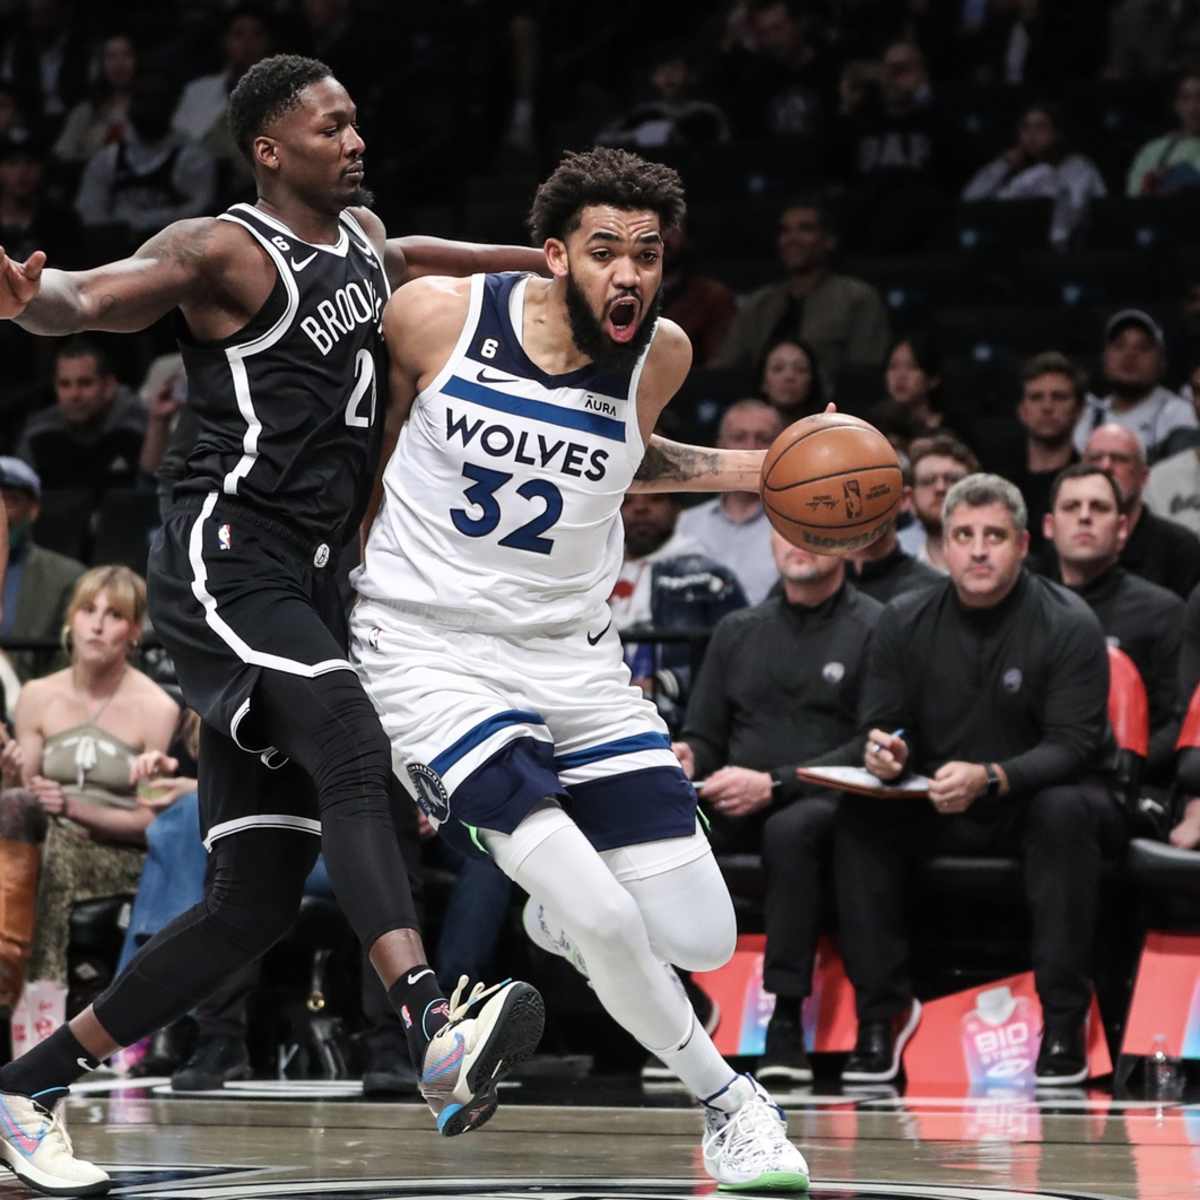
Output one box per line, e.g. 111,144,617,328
174,202,388,544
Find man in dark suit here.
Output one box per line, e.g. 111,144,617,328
0,457,84,681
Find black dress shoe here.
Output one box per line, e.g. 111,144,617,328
362,1032,419,1097
171,1035,251,1091
1034,1021,1087,1086
842,999,922,1083
758,1008,812,1085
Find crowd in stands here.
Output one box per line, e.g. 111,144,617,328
4,0,1200,1091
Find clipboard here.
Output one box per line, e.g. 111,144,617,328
795,764,932,799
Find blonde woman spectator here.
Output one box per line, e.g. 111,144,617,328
1,566,178,1018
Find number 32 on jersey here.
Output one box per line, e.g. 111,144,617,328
451,463,563,555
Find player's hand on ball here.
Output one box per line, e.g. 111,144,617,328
864,728,907,781
701,766,773,817
0,246,45,318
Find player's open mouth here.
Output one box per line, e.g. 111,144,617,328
605,297,639,343
344,163,365,179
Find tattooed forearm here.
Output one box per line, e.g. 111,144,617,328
634,440,720,485
630,435,762,494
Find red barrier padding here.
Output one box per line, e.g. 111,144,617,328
1108,645,1149,758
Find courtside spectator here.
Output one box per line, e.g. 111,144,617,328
1046,464,1183,783
0,457,84,683
16,338,147,492
715,0,826,140
714,195,889,386
52,32,137,167
1127,68,1200,196
172,5,275,201
661,224,737,366
868,334,947,450
0,0,89,138
675,528,882,1084
758,337,825,420
896,435,978,572
75,74,216,252
1084,424,1200,598
0,133,82,268
847,504,941,604
596,46,730,150
1074,311,1196,464
836,40,951,252
987,352,1084,558
963,102,1105,248
677,400,784,604
1146,442,1200,537
842,474,1121,1086
611,493,747,733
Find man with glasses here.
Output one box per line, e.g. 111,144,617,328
1083,424,1200,598
897,435,979,573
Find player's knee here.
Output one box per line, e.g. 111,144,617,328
651,899,736,973
567,884,646,951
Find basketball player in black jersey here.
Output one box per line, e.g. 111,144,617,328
0,55,545,1194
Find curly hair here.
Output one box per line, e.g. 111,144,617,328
527,147,686,244
227,53,332,163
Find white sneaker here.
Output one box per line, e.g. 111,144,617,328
0,1090,110,1196
702,1075,810,1192
419,975,545,1137
522,898,589,978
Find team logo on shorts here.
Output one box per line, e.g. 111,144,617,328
218,523,232,551
407,761,451,823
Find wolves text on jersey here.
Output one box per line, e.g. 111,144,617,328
445,408,610,481
300,274,385,356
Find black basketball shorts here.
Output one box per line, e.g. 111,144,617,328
148,491,353,846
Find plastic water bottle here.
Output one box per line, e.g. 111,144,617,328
1147,1034,1184,1101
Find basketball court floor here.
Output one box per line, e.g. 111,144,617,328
7,1074,1196,1200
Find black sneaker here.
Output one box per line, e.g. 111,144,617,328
758,1008,812,1085
170,1035,252,1091
841,999,922,1083
362,1031,419,1097
1034,1020,1088,1086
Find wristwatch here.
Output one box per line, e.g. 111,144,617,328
983,762,1001,800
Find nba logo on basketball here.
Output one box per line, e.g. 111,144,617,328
218,523,232,551
842,480,863,518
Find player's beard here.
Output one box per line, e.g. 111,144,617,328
347,183,376,208
565,270,661,370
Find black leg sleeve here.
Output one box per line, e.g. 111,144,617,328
253,668,421,950
93,828,318,1048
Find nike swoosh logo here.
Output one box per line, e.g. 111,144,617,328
290,251,318,272
586,619,612,646
477,368,516,385
77,1057,96,1071
406,968,433,986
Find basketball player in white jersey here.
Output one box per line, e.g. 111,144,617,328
351,148,809,1191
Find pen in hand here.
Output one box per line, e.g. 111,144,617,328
868,728,905,755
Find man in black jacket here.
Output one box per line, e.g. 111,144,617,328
1045,463,1183,784
841,473,1124,1087
1083,423,1200,598
675,528,882,1083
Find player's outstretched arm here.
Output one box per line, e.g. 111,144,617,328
384,235,547,291
0,219,220,336
627,317,760,494
631,436,764,494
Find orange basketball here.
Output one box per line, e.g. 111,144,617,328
760,413,903,557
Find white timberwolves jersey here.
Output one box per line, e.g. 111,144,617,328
356,272,652,632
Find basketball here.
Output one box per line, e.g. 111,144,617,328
760,413,903,556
